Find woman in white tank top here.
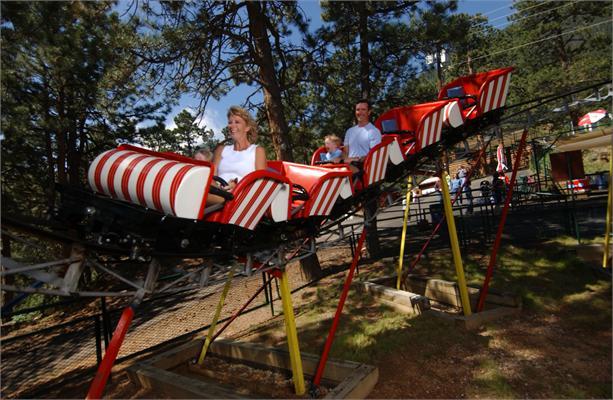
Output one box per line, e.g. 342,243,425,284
208,106,267,204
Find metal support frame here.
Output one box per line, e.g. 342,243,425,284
197,264,238,364
1,236,236,299
199,261,213,288
396,176,413,289
312,228,367,391
86,289,144,399
476,129,529,312
278,267,306,395
61,245,87,293
440,171,472,317
399,131,495,285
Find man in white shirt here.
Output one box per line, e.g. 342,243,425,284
343,99,383,257
343,99,382,170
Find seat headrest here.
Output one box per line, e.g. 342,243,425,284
447,86,466,98
381,119,399,133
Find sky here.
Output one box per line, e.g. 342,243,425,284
162,0,514,140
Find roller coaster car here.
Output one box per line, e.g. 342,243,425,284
310,136,403,192
374,100,464,157
267,161,353,220
76,144,292,255
438,67,514,123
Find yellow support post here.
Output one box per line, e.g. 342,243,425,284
279,269,306,395
440,172,472,316
604,147,612,268
397,176,413,289
197,265,236,365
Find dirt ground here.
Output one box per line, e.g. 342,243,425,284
4,240,612,399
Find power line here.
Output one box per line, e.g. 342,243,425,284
473,0,553,28
455,18,612,67
492,2,574,29
471,1,577,36
479,3,514,17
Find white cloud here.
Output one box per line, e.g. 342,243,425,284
193,108,226,140
165,107,225,142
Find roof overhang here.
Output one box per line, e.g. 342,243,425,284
553,129,612,153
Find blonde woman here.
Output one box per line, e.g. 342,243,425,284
212,106,267,192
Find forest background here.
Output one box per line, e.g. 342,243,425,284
2,0,612,217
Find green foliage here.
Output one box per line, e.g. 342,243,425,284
1,2,167,216
583,145,612,174
138,110,219,155
465,0,612,122
2,0,611,215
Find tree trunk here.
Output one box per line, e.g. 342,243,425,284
56,88,68,185
357,4,370,100
247,1,294,162
67,126,78,186
1,234,14,313
77,120,87,184
44,123,56,208
67,118,86,186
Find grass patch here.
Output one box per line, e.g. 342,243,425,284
411,238,609,316
329,306,411,363
559,280,612,330
242,236,610,399
469,359,516,398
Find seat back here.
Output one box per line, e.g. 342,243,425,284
376,103,432,134
375,100,461,153
310,145,345,166
87,144,212,220
438,67,514,115
268,161,353,218
362,136,404,186
205,169,291,230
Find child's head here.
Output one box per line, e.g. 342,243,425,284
194,147,213,162
324,134,342,152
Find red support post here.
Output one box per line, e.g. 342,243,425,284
312,228,367,388
86,305,135,399
476,129,529,312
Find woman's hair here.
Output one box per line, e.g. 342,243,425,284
324,134,342,146
227,106,258,142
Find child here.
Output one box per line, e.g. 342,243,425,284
194,147,213,162
320,134,343,163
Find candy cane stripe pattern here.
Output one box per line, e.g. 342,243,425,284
480,72,511,113
228,179,284,230
88,149,211,220
309,177,344,216
417,107,444,150
367,143,390,185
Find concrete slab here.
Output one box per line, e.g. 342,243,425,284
128,339,378,399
